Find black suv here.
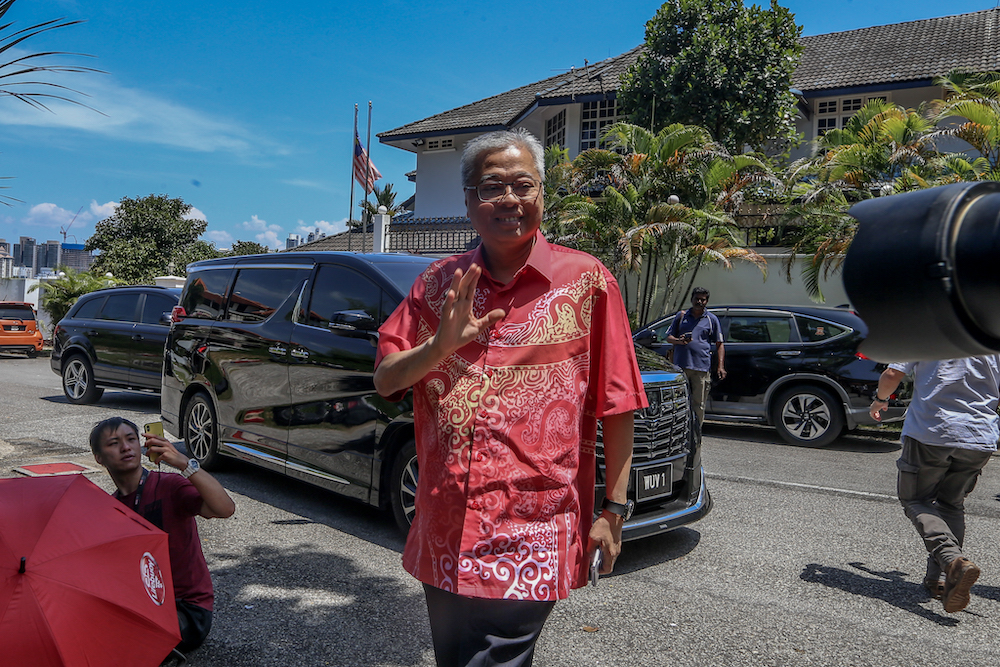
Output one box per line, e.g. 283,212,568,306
50,286,180,404
162,251,711,538
634,305,906,447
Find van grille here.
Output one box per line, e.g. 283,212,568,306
597,377,690,464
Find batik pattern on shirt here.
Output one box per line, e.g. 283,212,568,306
377,234,646,601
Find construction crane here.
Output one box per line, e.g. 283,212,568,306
60,206,84,244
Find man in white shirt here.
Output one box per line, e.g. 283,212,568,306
871,356,1000,613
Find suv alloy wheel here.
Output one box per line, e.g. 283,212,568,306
772,385,845,448
62,356,104,404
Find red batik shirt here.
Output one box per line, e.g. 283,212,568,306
376,233,646,601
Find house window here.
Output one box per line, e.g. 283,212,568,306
545,110,566,149
580,99,618,151
815,94,891,135
425,138,454,151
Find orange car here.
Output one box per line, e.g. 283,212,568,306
0,302,44,357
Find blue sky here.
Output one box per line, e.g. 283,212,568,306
0,0,996,251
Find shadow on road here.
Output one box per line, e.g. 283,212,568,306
39,392,161,413
611,527,701,578
800,562,959,625
702,422,901,454
200,543,429,667
200,455,406,554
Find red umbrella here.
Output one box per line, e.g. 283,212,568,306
0,474,181,667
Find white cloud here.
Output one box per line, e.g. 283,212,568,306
0,50,283,158
184,206,207,221
205,229,233,247
90,200,119,220
16,203,96,241
241,215,283,250
282,179,331,192
296,218,347,237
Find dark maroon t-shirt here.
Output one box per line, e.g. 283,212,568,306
116,471,213,610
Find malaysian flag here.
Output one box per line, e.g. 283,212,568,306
353,132,382,193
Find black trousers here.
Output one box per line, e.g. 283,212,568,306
423,584,556,667
176,599,213,654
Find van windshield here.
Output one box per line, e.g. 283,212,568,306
374,258,435,293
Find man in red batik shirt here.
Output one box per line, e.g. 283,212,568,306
374,129,646,667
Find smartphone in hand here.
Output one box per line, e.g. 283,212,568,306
683,331,693,342
143,422,164,462
589,549,604,587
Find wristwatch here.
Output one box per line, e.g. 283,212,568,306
601,497,635,522
180,458,200,478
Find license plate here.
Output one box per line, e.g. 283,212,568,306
5,325,24,331
632,462,672,502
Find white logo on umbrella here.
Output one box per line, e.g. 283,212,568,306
140,552,166,606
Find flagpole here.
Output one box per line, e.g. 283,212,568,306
364,100,374,253
349,104,357,253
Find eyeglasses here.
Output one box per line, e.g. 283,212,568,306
465,179,541,203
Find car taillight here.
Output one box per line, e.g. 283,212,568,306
170,305,187,322
855,352,870,360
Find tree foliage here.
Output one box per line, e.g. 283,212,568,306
618,0,803,154
86,195,211,284
782,96,993,300
544,122,767,327
929,69,1000,178
28,267,115,324
228,240,271,257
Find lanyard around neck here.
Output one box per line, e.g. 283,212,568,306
117,468,150,511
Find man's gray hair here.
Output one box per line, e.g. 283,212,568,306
460,128,545,187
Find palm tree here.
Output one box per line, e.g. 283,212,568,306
29,267,112,325
359,183,406,225
545,122,767,326
781,99,944,300
0,0,101,204
929,69,1000,178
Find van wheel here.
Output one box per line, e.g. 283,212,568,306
183,394,223,469
62,356,104,404
390,439,418,536
773,386,844,448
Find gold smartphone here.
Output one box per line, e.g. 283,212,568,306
143,422,164,462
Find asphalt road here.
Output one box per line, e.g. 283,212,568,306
4,354,1000,666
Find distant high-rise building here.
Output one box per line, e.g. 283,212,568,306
0,242,12,279
285,233,301,250
16,236,36,274
60,243,95,271
39,240,61,271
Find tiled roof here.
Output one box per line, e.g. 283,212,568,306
282,216,478,256
794,8,1000,92
378,47,642,139
380,10,1000,139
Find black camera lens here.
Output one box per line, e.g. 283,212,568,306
844,181,1000,362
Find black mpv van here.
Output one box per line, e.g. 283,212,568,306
162,252,711,537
